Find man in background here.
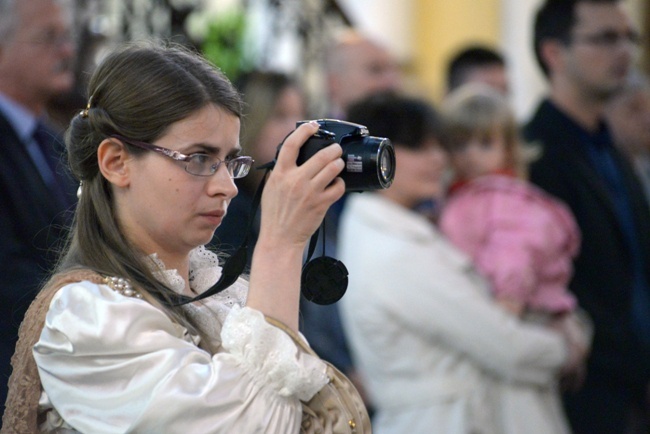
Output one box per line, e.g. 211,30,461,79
300,29,403,412
445,44,509,95
523,0,650,432
0,0,78,417
605,69,650,203
324,30,402,119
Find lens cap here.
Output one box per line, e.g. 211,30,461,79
301,256,349,305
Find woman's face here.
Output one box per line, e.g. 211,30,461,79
118,104,241,257
253,85,305,166
381,137,448,209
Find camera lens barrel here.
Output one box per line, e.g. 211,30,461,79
294,120,396,192
339,137,395,191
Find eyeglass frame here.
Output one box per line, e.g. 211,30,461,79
111,134,254,179
570,29,642,49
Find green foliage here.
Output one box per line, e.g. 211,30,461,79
201,10,252,81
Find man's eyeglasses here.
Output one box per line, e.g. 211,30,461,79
572,30,642,48
112,135,254,179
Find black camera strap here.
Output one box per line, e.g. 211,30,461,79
172,159,348,306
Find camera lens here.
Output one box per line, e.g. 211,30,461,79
341,137,395,191
291,119,396,192
377,140,395,188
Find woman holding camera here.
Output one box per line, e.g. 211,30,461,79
3,42,348,432
338,92,585,434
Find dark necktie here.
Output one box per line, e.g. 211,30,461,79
30,122,71,208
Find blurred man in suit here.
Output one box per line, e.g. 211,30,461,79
0,0,77,417
523,1,650,432
299,30,403,413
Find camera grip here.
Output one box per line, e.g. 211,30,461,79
297,136,338,166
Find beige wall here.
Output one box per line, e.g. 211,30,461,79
412,0,501,103
409,0,649,119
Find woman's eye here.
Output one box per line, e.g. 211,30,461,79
190,154,211,165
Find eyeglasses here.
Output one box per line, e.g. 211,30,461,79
17,28,76,49
112,135,254,179
572,30,642,49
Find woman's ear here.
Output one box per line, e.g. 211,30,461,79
97,138,131,188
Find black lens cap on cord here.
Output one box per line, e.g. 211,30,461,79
301,256,349,305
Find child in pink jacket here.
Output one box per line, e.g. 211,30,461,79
439,83,580,318
438,83,591,433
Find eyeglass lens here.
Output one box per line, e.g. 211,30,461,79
185,155,252,178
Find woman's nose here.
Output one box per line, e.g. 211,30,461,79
207,164,238,198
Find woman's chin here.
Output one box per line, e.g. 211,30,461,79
188,230,219,249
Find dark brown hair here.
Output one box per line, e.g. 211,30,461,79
58,41,242,322
346,91,442,150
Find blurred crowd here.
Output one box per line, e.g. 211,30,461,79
2,0,650,433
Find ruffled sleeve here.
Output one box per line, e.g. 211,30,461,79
222,305,329,400
34,280,328,433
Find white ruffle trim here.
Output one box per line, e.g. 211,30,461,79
148,246,222,294
144,248,325,399
221,305,328,401
187,246,222,292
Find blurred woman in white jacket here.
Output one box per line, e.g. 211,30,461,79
339,92,583,434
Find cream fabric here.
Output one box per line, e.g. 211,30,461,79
33,247,328,433
339,193,569,434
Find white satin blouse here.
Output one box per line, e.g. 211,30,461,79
33,247,328,433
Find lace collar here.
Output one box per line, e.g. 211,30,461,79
147,245,222,295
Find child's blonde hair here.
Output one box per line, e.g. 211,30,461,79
440,83,533,178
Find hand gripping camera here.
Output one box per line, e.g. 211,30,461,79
296,119,396,192
178,121,395,307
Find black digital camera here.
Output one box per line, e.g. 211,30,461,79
295,119,395,192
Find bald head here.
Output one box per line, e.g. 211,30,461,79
325,31,401,117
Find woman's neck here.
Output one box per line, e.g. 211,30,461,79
151,251,192,294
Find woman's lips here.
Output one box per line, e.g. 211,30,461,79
200,210,225,225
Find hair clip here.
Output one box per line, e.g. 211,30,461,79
80,95,94,118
